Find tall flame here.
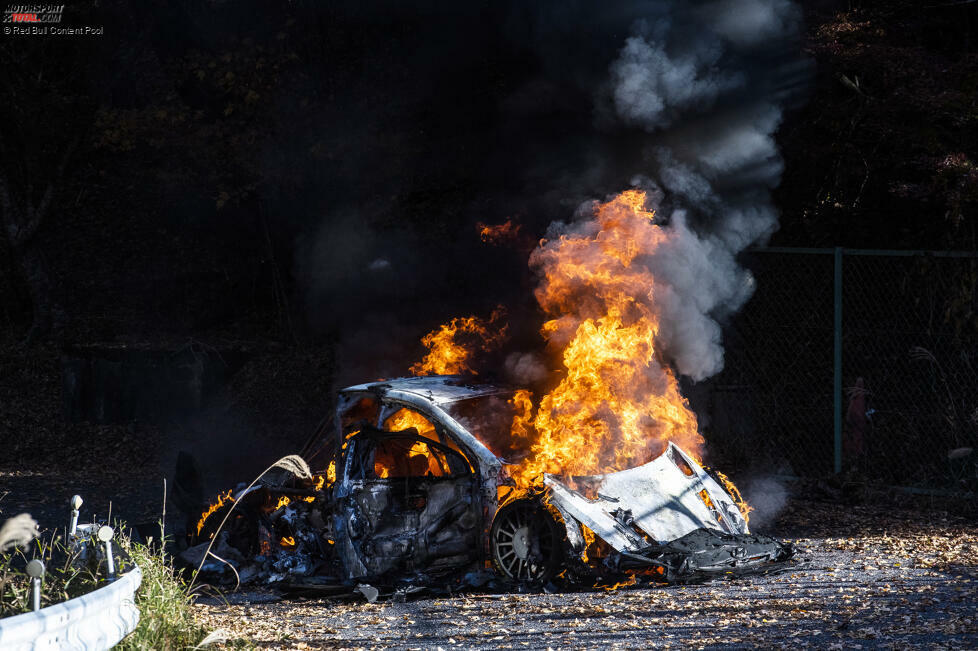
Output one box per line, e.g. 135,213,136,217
511,190,702,486
409,190,705,488
410,306,508,376
409,191,709,491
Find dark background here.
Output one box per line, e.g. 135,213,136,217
1,0,977,523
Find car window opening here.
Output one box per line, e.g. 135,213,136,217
347,427,472,481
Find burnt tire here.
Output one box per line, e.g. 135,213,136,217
490,500,562,585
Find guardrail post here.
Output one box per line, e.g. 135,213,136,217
834,247,843,474
26,559,44,611
97,525,116,579
69,495,82,537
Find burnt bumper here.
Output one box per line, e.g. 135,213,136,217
610,528,795,581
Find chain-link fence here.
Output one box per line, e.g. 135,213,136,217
700,248,978,492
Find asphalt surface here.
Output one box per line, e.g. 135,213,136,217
196,499,978,649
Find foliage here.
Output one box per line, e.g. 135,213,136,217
776,0,978,250
115,531,216,651
0,530,105,617
0,516,242,649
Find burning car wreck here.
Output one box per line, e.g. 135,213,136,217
186,375,793,593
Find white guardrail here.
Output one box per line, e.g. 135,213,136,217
0,565,142,650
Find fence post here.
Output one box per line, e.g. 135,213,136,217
834,247,843,474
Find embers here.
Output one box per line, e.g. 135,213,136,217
183,473,335,586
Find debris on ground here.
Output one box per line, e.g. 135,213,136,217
194,498,978,649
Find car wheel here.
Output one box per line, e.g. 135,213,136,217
490,499,562,585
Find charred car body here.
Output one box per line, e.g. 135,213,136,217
190,375,792,588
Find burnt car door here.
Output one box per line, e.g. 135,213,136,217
334,424,481,579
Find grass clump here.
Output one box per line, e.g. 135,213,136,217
0,524,102,617
116,532,216,650
0,511,239,649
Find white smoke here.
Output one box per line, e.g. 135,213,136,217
503,351,550,386
596,0,802,381
645,208,756,380
611,27,743,131
742,475,791,529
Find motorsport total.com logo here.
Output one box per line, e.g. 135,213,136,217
3,3,103,36
3,3,63,23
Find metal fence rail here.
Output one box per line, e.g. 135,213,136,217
701,247,978,491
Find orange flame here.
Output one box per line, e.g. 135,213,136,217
280,536,296,549
412,190,744,514
409,307,508,376
603,575,638,591
299,474,329,503
698,489,722,525
384,407,437,438
579,524,604,564
275,495,291,510
509,190,702,487
196,489,234,536
375,411,447,478
709,467,753,523
508,389,535,451
477,219,522,245
408,439,446,477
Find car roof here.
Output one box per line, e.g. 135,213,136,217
339,375,513,406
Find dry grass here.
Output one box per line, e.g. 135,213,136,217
116,531,215,650
0,512,244,649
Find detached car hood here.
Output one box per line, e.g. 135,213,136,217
544,442,793,579
544,443,747,551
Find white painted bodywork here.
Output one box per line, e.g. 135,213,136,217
545,442,748,552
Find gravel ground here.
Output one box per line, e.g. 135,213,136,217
196,499,978,649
